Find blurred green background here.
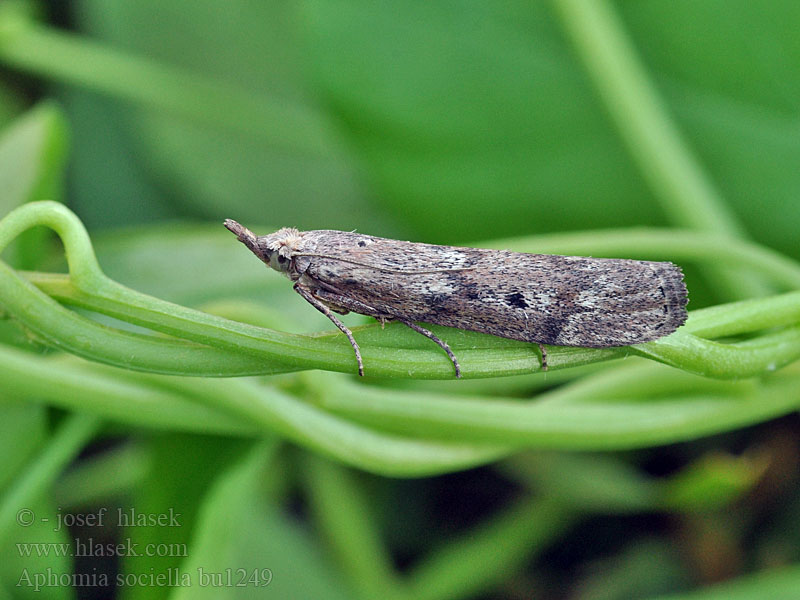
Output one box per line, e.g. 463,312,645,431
1,0,800,599
6,0,800,254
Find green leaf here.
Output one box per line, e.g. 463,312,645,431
649,565,800,600
68,0,377,232
576,539,688,600
502,452,659,513
659,451,768,513
0,102,69,269
0,102,68,216
300,0,800,258
171,441,352,600
121,435,251,600
0,413,99,600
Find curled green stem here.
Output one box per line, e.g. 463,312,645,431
1,201,799,380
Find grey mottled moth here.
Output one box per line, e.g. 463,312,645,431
224,220,688,377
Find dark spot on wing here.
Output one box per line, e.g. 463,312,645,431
452,277,481,301
426,293,449,306
505,292,528,309
357,240,366,247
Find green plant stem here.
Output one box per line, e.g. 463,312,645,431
0,5,336,157
25,267,800,378
0,413,100,545
303,456,404,600
53,443,149,509
680,291,800,337
312,365,800,450
633,326,800,378
0,345,257,434
551,0,764,299
0,202,355,375
146,375,512,477
405,498,573,600
0,263,291,375
1,344,512,476
2,202,799,380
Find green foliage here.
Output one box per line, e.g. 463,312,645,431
1,1,800,599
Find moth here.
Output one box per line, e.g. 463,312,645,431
224,220,688,377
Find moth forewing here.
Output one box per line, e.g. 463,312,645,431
224,221,689,378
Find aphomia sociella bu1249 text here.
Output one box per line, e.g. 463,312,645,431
224,220,688,378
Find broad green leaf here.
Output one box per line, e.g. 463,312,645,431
171,441,352,600
71,0,381,233
0,102,67,216
121,435,251,600
302,0,800,257
0,102,68,269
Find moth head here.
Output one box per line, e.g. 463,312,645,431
261,245,293,274
224,221,301,276
261,227,302,275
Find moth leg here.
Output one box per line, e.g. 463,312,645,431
313,290,384,319
293,283,364,377
538,343,548,372
312,289,462,378
396,318,462,379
